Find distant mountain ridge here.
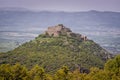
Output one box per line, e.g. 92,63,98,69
0,7,120,12
0,8,120,28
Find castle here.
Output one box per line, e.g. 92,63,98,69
44,24,87,41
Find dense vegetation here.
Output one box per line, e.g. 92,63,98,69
0,34,111,73
0,54,120,80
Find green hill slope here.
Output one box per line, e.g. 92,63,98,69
0,24,111,72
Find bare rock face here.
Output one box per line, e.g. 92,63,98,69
45,24,87,41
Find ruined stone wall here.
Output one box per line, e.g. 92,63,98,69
45,24,72,37
44,24,88,41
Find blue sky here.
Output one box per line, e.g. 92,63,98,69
0,0,120,12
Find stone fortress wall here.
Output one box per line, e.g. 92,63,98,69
45,24,87,41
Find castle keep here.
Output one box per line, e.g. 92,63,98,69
45,24,87,41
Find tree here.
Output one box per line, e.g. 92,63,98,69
11,63,28,80
71,69,87,80
54,66,70,80
0,64,12,80
105,55,120,75
29,65,46,80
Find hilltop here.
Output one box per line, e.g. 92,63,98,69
0,24,112,72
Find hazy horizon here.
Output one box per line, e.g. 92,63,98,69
1,7,120,13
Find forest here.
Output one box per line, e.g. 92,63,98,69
0,54,120,80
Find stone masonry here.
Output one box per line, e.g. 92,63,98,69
44,24,87,41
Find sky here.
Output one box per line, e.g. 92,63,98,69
0,0,120,12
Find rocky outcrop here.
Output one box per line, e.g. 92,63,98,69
45,24,87,41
